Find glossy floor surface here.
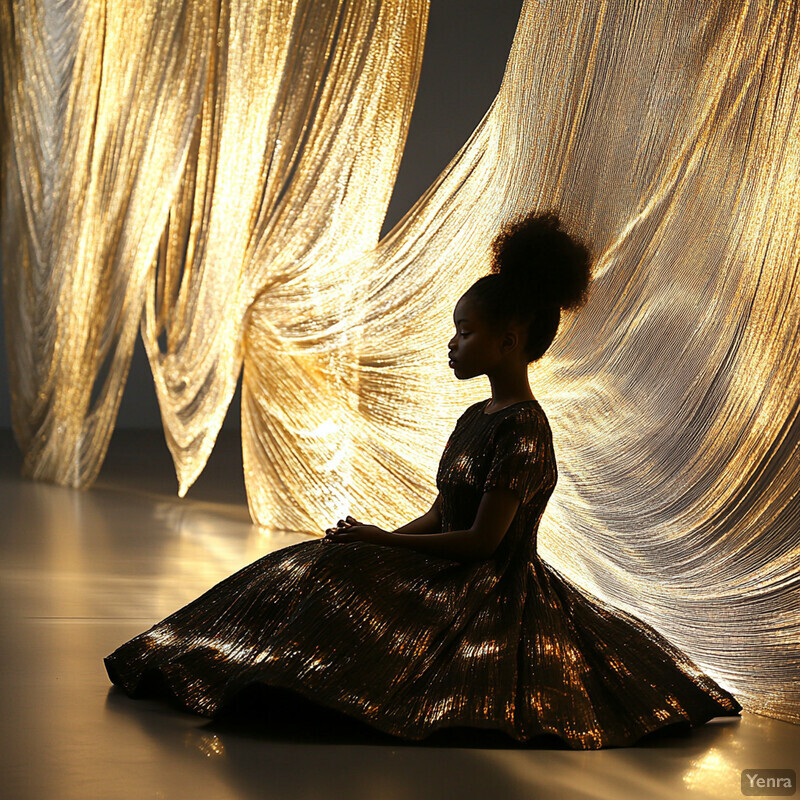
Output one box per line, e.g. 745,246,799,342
1,431,797,800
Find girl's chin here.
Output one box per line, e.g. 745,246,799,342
451,366,476,380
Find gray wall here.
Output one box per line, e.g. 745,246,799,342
0,1,523,430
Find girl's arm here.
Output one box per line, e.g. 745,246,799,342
391,493,442,536
326,489,520,563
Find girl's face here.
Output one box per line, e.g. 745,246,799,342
447,294,506,380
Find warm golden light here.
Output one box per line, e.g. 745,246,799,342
2,0,799,727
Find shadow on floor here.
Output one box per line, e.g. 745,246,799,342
110,676,707,752
208,683,572,750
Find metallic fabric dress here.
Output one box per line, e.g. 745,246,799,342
104,398,742,748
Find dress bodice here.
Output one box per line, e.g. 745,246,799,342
435,398,558,565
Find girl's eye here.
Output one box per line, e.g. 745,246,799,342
460,332,471,338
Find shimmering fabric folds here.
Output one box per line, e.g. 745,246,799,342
1,0,212,485
104,400,741,748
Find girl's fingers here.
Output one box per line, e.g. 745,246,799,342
324,518,361,539
327,516,361,530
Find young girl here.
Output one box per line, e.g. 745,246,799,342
104,212,742,749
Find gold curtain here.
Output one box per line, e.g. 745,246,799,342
1,0,213,485
2,0,799,724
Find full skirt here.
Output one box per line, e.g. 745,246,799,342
104,538,742,749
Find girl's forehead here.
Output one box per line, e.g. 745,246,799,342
453,294,477,319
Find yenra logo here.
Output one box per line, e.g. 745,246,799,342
741,769,796,796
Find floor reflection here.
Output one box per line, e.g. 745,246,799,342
102,681,755,800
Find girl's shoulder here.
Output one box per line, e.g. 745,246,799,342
455,397,550,433
482,397,547,422
487,399,554,446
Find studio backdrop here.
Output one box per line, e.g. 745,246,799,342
2,0,798,726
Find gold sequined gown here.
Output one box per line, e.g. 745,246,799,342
104,398,742,749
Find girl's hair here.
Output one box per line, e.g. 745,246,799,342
465,211,592,362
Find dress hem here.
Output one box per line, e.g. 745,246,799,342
104,655,740,751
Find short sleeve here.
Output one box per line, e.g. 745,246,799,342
483,408,554,506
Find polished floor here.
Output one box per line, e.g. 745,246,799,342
0,430,797,800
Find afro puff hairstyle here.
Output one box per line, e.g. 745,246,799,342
465,211,593,362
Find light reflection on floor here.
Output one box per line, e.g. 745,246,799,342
0,431,797,800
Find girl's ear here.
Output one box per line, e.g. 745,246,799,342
501,327,519,353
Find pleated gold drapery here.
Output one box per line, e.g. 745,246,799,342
2,0,799,726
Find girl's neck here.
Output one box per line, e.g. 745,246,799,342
486,369,534,411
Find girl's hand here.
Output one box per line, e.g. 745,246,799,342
325,514,362,533
324,519,387,545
